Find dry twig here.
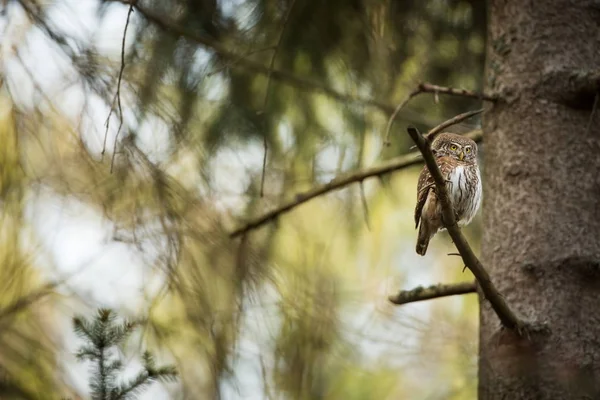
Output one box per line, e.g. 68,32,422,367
389,281,476,305
229,129,482,237
425,108,484,141
108,3,134,172
384,83,496,144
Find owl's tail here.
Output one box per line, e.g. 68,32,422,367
416,223,430,256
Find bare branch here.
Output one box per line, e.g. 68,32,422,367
383,87,422,145
229,129,482,238
388,282,476,305
425,108,484,141
406,125,525,332
418,83,497,102
384,83,496,144
260,137,268,197
109,3,134,172
259,0,298,197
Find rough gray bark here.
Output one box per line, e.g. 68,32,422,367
480,1,600,399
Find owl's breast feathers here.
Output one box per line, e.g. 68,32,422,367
446,162,482,226
414,158,481,229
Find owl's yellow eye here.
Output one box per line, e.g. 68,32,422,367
450,145,458,151
465,147,471,153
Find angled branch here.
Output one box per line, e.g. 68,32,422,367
418,83,497,102
407,125,525,332
229,129,482,238
389,281,476,305
385,83,495,144
425,108,484,141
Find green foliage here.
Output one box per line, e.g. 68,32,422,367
72,309,178,400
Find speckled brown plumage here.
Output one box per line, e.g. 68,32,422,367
414,133,482,255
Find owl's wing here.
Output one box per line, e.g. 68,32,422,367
414,168,434,229
414,158,454,229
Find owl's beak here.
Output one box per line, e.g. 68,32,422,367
459,151,464,161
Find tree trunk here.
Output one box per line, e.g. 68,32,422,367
480,1,600,399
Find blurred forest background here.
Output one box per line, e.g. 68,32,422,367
0,0,488,398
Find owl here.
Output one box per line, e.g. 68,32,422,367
414,132,482,256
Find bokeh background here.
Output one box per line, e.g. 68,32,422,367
0,0,486,398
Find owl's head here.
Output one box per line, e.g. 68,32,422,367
431,132,478,163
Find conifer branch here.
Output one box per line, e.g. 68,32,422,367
229,129,481,237
73,309,178,400
110,0,496,120
389,282,476,305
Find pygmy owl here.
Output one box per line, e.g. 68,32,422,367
414,132,482,256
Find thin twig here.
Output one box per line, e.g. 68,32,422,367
419,83,496,102
388,281,476,305
406,125,525,332
425,108,484,141
384,87,422,145
109,3,134,173
16,0,121,127
102,93,118,157
384,83,495,145
260,137,268,197
259,0,298,197
359,181,371,231
229,129,482,237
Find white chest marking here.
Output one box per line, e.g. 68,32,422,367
448,166,465,201
445,165,482,226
